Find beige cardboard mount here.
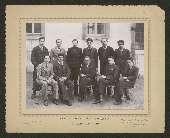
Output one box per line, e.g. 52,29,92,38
6,5,165,133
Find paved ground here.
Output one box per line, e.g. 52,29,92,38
26,72,144,110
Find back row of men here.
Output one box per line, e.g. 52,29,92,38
31,37,139,106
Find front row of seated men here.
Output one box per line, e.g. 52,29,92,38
36,53,139,106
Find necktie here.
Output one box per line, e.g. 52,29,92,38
61,61,63,66
41,46,43,51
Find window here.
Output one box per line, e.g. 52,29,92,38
26,23,32,33
87,23,95,34
83,23,110,40
97,23,105,34
26,23,42,34
34,23,41,33
135,23,144,50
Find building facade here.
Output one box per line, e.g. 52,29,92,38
26,23,144,75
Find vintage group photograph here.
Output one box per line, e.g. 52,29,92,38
26,22,144,110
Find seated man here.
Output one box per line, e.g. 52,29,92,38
93,57,120,104
79,56,96,101
116,58,139,104
53,54,74,106
36,55,59,106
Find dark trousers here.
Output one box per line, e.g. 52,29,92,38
98,78,111,98
79,76,93,100
70,67,80,96
115,79,134,102
116,61,127,76
95,77,119,101
100,62,106,75
58,79,74,102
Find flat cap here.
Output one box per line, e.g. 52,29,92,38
86,38,93,42
117,40,124,45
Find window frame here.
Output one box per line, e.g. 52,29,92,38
26,23,42,35
134,23,144,50
83,23,110,40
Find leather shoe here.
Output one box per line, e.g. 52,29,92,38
63,100,72,106
92,100,103,104
113,100,122,105
53,99,59,105
43,100,48,106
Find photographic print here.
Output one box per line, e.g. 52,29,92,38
6,6,164,133
26,22,144,110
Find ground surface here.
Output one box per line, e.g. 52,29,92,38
26,72,144,110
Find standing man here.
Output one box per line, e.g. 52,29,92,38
50,39,66,64
114,40,130,76
79,56,96,101
53,54,74,106
98,38,114,75
83,38,98,69
93,57,120,104
116,58,139,104
31,36,49,99
36,55,59,106
67,39,82,96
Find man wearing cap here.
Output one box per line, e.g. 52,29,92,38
93,57,120,104
31,36,49,99
114,40,130,76
53,54,74,106
50,39,66,64
67,39,82,96
82,38,98,69
36,55,59,106
98,38,115,75
115,59,139,104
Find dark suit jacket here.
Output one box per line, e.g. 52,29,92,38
124,66,139,87
67,46,82,68
80,62,96,79
53,61,71,81
114,48,130,66
98,46,114,64
82,47,98,68
105,64,120,84
31,45,49,67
